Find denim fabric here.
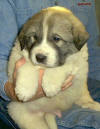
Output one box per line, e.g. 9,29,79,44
56,79,100,129
0,0,100,128
0,0,18,100
0,97,20,129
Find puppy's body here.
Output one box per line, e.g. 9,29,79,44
8,7,100,129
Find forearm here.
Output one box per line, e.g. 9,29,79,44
4,80,46,102
4,81,18,101
5,65,45,102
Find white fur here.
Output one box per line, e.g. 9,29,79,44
8,41,100,129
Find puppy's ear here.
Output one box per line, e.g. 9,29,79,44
72,24,89,50
69,13,89,50
18,33,28,50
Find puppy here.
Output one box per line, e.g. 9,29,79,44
8,6,100,129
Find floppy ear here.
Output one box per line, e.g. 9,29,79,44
72,23,89,50
69,13,89,50
18,33,28,50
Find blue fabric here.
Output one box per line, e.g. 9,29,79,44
0,0,100,129
0,97,20,129
56,79,100,129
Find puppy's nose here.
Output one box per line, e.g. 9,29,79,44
36,53,47,63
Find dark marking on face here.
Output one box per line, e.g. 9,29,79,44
18,11,45,50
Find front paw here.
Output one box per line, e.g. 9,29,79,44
15,63,39,102
42,68,66,97
15,79,38,102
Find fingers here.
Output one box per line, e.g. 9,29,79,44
7,57,26,101
62,82,72,91
15,57,26,70
53,110,62,118
62,75,74,91
4,81,19,101
13,57,26,80
38,69,45,95
38,69,45,87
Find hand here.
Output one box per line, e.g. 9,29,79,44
62,75,74,91
5,58,45,101
13,57,26,85
5,57,26,101
28,74,74,101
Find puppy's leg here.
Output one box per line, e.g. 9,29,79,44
8,102,49,129
45,113,58,129
15,62,39,102
75,83,100,111
42,64,74,97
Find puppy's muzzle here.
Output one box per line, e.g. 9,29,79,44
36,53,47,63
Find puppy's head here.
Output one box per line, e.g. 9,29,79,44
19,6,89,67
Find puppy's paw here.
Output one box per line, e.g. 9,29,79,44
15,83,37,102
42,68,66,97
42,79,61,97
15,63,39,102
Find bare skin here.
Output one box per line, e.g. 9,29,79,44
5,57,74,102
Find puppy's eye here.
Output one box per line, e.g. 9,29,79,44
53,35,61,42
34,34,38,41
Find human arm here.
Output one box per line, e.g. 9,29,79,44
4,58,45,101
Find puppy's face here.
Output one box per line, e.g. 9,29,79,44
19,7,89,67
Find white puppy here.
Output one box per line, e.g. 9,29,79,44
8,7,100,129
